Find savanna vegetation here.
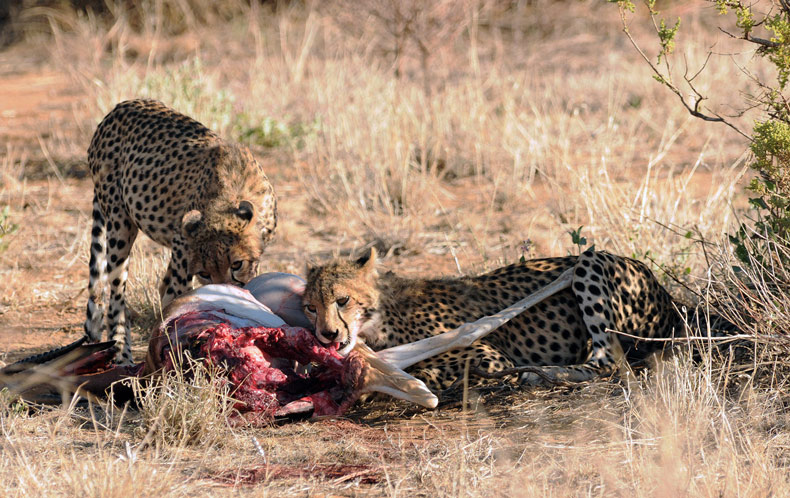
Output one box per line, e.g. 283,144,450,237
0,0,789,495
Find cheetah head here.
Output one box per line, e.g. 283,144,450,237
181,201,270,286
302,248,384,355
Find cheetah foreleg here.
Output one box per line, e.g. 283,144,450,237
84,195,107,343
159,235,193,309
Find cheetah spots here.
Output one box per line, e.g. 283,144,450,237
305,249,691,389
85,99,277,363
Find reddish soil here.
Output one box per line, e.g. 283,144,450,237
0,46,92,364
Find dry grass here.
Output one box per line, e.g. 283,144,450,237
130,354,238,449
1,0,788,495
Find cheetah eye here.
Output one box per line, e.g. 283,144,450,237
196,271,211,280
231,260,244,271
303,304,317,314
336,296,350,307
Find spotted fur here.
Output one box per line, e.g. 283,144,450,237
303,248,736,390
84,99,277,364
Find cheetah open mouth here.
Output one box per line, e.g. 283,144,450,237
332,334,356,357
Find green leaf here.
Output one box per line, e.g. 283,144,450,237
734,243,750,264
749,197,769,209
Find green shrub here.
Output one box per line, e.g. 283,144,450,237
609,0,790,335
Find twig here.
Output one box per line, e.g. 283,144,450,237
605,327,761,344
684,51,712,84
644,253,705,302
719,27,780,48
617,6,750,140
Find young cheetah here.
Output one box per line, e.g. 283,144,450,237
302,247,736,390
84,99,277,364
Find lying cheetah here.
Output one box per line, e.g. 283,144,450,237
84,99,277,364
302,247,736,390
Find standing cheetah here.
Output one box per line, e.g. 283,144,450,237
84,99,277,364
302,247,737,390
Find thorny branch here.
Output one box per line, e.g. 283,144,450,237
617,6,751,140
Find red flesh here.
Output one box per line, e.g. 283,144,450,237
23,310,367,421
158,322,366,419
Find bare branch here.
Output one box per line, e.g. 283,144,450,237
618,6,750,140
720,26,782,48
684,51,713,84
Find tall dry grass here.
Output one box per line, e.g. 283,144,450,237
1,0,788,495
505,353,790,496
33,0,753,261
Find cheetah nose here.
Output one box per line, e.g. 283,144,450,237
321,329,339,342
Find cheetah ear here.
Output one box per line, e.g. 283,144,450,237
181,210,204,240
356,247,378,278
305,261,319,283
236,200,254,226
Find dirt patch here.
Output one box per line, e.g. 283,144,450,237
0,44,91,180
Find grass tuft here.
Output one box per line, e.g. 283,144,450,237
130,353,238,449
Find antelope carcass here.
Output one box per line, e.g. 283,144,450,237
1,271,569,421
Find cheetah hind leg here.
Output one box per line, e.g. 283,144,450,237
520,250,628,385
